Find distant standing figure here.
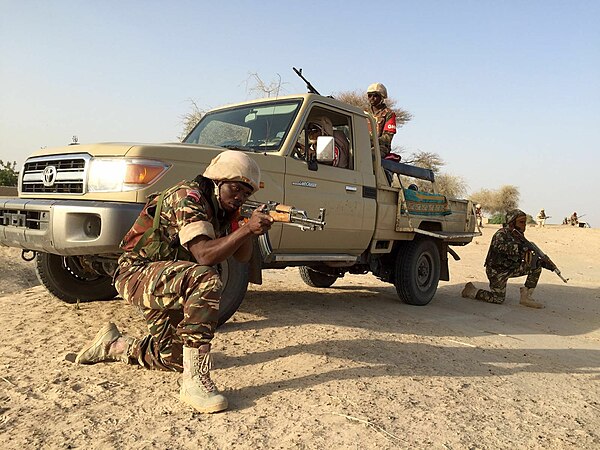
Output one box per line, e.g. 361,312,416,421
475,204,483,227
570,212,579,226
461,209,550,309
367,83,397,159
536,209,548,228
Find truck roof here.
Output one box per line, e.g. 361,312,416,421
208,93,368,117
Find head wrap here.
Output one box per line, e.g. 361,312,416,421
202,150,260,193
309,116,334,136
505,209,526,224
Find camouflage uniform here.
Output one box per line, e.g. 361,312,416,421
370,105,397,158
114,177,231,372
475,227,542,303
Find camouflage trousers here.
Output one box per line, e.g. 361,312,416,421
114,260,222,372
476,263,541,304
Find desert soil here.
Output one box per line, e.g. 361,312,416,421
0,225,599,449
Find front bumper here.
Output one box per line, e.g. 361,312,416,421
0,198,143,255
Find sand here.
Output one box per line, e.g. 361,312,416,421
0,224,598,449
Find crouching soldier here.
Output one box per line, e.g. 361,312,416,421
461,209,546,309
75,150,273,413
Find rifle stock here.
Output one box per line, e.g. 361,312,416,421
240,200,326,231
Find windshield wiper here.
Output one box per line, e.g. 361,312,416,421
222,145,252,151
222,144,267,153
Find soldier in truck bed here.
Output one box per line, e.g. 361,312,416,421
74,150,273,414
367,82,397,159
461,209,551,309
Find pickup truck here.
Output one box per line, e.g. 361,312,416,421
0,93,479,325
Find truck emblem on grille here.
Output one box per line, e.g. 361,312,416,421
42,166,57,187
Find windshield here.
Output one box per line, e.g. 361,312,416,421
183,100,302,152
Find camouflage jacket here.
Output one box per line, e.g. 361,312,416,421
119,177,231,264
484,227,528,270
370,104,397,157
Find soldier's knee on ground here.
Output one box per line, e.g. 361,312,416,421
476,289,505,304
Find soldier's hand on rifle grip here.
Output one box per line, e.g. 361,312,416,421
246,205,274,236
524,249,534,266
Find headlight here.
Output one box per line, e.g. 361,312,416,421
87,158,170,192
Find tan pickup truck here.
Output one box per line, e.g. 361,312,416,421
0,93,479,324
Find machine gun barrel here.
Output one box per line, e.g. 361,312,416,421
240,200,326,231
293,67,321,95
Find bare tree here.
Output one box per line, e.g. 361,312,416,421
403,151,445,173
243,72,287,98
178,99,205,142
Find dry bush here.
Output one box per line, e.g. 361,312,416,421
178,100,205,142
470,185,520,214
334,89,413,126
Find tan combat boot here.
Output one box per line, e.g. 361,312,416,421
180,345,228,414
75,322,134,364
461,282,479,299
519,287,545,309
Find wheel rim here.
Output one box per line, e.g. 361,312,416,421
415,252,433,291
62,256,104,282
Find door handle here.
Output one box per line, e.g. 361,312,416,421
345,185,358,192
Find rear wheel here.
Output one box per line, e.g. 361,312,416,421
299,266,338,288
35,253,118,303
394,238,441,306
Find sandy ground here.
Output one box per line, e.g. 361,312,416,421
0,224,598,449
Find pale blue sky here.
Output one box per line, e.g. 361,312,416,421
1,1,599,225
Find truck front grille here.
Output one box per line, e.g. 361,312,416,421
20,154,89,194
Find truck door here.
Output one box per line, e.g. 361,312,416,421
279,109,372,255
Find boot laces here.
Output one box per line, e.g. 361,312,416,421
194,351,217,393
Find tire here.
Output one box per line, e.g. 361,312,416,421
35,252,118,303
217,257,249,326
394,238,441,306
299,266,338,288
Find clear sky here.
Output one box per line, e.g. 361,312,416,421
1,1,599,226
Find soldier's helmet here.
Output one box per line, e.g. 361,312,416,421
505,209,526,224
367,82,388,99
203,150,261,194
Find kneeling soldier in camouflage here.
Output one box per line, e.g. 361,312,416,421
75,150,273,413
461,209,546,309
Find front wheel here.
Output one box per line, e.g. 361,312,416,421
35,253,118,303
394,238,441,306
217,257,249,326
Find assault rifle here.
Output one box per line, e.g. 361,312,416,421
512,229,569,283
240,200,326,231
293,67,321,95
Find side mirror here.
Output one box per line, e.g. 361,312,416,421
315,136,335,163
